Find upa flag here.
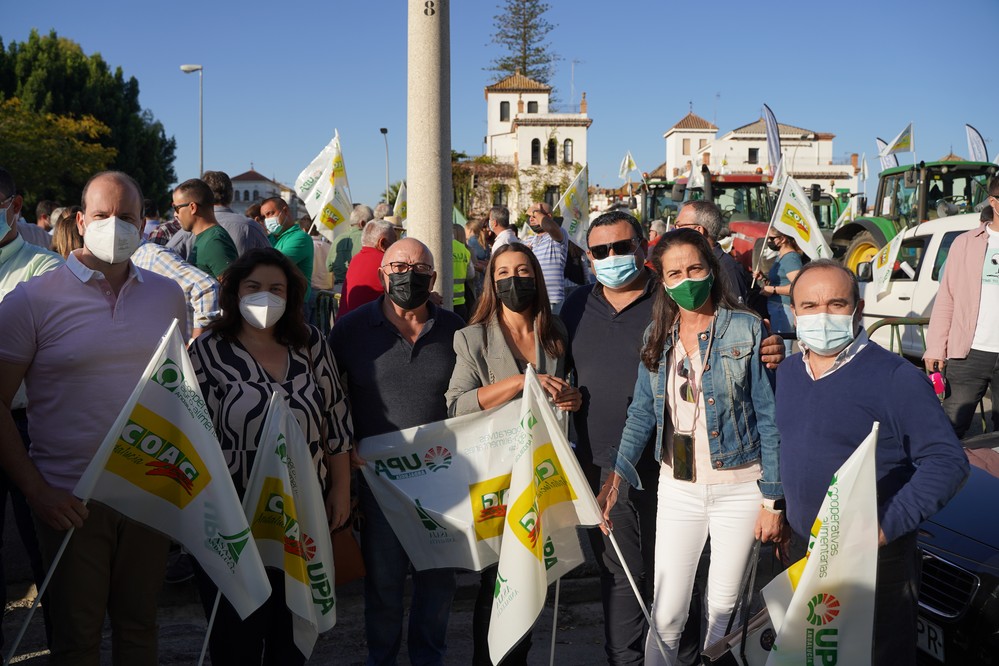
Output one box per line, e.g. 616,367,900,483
393,181,408,222
763,424,879,665
295,130,354,243
966,124,989,163
75,320,270,619
244,393,336,658
555,164,589,247
619,151,637,180
876,138,899,170
872,232,904,300
880,123,913,157
763,104,781,177
487,367,604,665
771,176,832,260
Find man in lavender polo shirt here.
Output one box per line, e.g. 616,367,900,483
0,171,186,665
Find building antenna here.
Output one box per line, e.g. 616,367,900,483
570,58,584,108
714,93,721,126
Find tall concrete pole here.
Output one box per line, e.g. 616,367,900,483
407,0,453,309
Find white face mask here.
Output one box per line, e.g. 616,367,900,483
239,292,286,329
0,201,12,239
264,216,283,235
83,216,141,264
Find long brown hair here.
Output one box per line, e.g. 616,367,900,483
51,206,83,258
209,247,310,348
469,243,565,359
640,228,745,371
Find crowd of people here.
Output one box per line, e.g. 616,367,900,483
0,164,988,666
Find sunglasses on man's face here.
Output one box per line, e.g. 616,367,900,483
588,238,639,260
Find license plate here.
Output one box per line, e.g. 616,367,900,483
916,615,945,662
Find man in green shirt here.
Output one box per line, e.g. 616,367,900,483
172,179,237,279
260,196,314,300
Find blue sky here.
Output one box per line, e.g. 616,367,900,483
5,0,998,206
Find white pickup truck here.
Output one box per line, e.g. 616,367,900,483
858,213,982,359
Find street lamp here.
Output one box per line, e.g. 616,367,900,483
180,64,203,177
380,128,389,205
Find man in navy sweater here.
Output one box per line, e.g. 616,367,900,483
775,259,968,666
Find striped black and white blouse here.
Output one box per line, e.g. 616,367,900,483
189,325,353,496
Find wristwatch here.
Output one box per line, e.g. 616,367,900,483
762,498,786,514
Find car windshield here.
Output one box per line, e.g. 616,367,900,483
932,231,965,281
689,185,771,221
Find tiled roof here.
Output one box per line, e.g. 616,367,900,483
485,71,552,93
512,115,592,128
938,152,965,162
670,112,717,131
232,169,273,183
730,119,815,137
648,160,670,179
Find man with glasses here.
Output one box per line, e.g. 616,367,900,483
674,201,749,303
523,201,569,309
171,178,237,279
925,177,999,436
329,237,462,666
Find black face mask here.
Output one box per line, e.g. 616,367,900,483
386,270,432,310
495,276,537,313
529,223,544,234
766,239,780,251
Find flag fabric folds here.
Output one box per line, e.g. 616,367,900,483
879,123,913,157
876,138,899,170
762,423,879,665
619,151,637,180
555,164,590,248
294,129,353,243
872,232,905,300
393,180,408,222
243,393,337,658
74,320,271,620
763,104,781,177
771,157,787,191
770,177,832,260
966,124,989,163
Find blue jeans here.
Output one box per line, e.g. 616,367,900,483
358,479,455,666
767,301,795,355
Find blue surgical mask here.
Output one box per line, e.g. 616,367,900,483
592,254,640,288
0,201,12,239
265,216,283,235
795,309,857,356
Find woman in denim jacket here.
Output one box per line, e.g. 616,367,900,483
600,229,785,665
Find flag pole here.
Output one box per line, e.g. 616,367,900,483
606,525,669,661
548,578,561,666
751,178,786,288
197,590,222,666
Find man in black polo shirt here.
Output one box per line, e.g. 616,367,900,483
561,212,785,666
329,237,464,666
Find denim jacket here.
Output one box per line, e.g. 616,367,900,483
613,307,783,500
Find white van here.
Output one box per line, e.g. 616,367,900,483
858,213,983,359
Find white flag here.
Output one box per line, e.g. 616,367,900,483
879,123,913,157
763,423,879,665
763,104,781,178
875,138,899,171
75,321,271,619
771,176,832,260
294,130,354,243
555,164,590,247
619,151,637,180
966,124,989,163
771,157,787,191
392,181,407,222
487,367,604,665
244,393,336,658
872,233,904,300
860,154,868,182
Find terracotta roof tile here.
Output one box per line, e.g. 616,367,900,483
730,118,815,137
485,71,552,93
670,112,717,131
231,169,272,183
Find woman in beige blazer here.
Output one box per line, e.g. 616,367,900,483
445,242,581,666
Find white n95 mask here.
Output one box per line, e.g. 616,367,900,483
83,216,141,264
239,292,287,329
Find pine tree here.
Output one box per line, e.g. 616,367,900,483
487,0,559,88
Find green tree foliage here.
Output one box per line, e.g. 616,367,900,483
0,30,176,212
0,98,116,207
487,0,559,88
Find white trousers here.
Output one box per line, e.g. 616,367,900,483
644,468,762,665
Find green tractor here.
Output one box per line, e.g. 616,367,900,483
832,160,996,272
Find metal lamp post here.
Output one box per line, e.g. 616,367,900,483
180,64,203,176
380,127,390,205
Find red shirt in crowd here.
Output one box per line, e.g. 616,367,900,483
339,246,385,317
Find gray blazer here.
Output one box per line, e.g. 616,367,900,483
445,315,568,417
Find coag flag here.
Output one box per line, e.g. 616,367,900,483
762,423,879,666
880,123,914,157
876,138,899,170
619,151,637,180
393,180,408,222
763,104,781,177
75,320,270,619
244,393,336,658
295,130,353,243
966,124,989,163
555,164,589,248
872,233,904,300
771,176,832,260
487,367,604,665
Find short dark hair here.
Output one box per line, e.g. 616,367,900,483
989,176,999,198
174,178,215,209
209,248,310,348
489,205,511,229
201,171,234,205
789,258,860,307
586,210,643,245
679,200,724,240
81,171,144,215
261,196,287,211
0,168,16,200
36,200,57,220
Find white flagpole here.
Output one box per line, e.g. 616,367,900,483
197,591,223,666
751,178,787,288
606,525,669,661
548,578,561,666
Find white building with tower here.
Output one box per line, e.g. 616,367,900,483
229,167,304,219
